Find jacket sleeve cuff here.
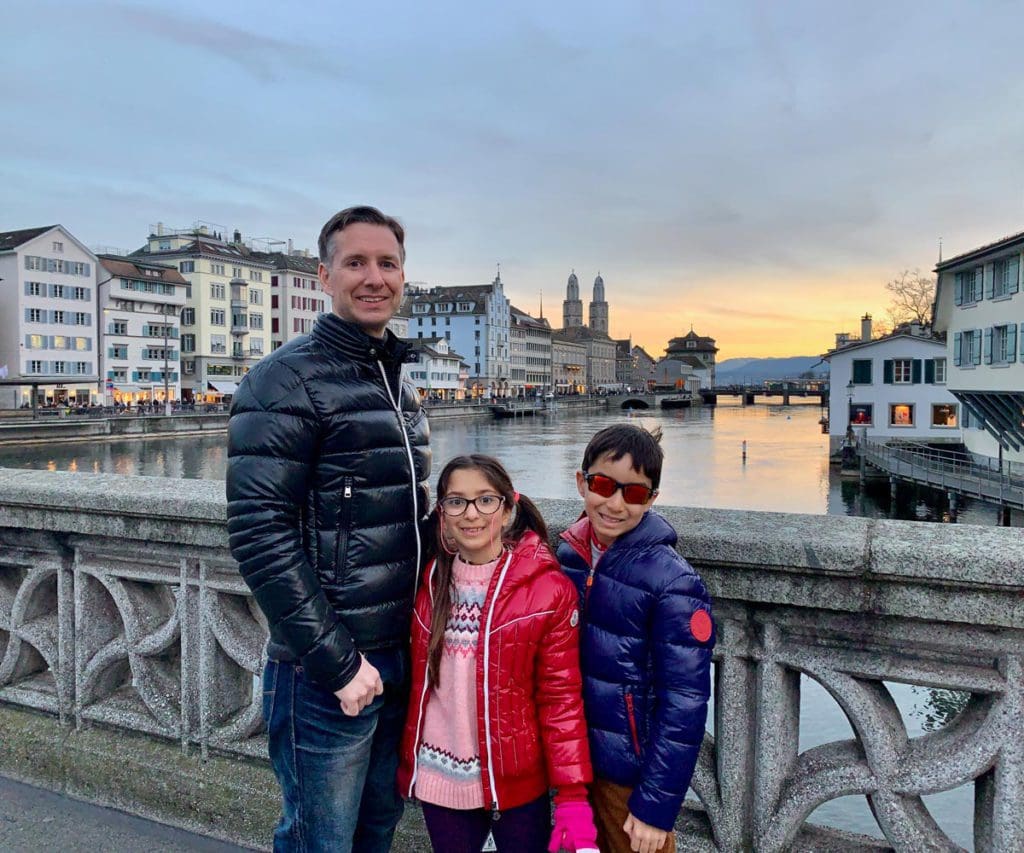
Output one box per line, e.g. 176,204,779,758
625,789,682,833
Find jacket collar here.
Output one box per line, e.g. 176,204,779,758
560,509,677,564
311,312,414,364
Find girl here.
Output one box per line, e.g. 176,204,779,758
398,454,598,853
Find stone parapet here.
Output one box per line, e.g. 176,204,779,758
1,469,1022,850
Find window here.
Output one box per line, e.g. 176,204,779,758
211,283,226,299
53,335,67,350
232,267,243,279
73,287,88,300
51,284,65,298
26,281,43,296
211,309,225,326
987,324,1018,365
28,360,43,374
110,344,128,359
931,404,958,428
74,313,89,325
211,262,226,275
75,361,88,374
53,361,66,375
851,359,872,384
53,241,64,252
184,360,195,374
232,312,248,329
181,334,196,353
413,304,429,314
181,307,195,325
249,289,263,305
111,368,128,382
28,308,44,322
954,267,983,305
849,403,873,426
158,239,171,250
180,261,195,273
250,339,264,355
889,403,914,427
28,334,44,348
893,359,911,383
991,256,1020,299
75,337,89,351
953,329,982,367
211,334,227,353
250,313,264,330
249,270,263,282
53,310,65,324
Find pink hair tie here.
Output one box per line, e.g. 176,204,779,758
513,491,520,503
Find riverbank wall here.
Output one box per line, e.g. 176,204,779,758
1,467,1021,851
0,397,611,445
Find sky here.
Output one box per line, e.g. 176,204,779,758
4,1,1024,360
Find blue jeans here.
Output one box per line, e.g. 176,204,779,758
263,656,409,853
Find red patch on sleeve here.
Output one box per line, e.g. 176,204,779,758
689,609,713,643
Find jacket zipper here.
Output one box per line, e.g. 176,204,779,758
376,362,422,590
481,551,514,811
405,559,437,798
333,476,353,578
625,691,642,756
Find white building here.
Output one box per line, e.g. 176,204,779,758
97,256,189,406
551,336,587,394
510,306,552,396
264,249,324,350
822,317,960,455
403,336,466,400
130,225,274,402
933,231,1024,464
0,225,99,408
402,274,511,397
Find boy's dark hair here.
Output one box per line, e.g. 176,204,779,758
581,423,664,489
318,205,406,266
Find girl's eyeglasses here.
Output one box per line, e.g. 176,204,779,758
438,494,506,516
583,472,657,505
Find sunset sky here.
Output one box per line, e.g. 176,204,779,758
4,1,1024,360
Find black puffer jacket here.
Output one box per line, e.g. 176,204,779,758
226,312,431,693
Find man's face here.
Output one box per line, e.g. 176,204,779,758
576,451,656,546
318,222,405,337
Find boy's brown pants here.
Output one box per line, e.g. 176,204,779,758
590,778,676,853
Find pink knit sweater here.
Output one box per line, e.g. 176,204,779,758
414,554,498,809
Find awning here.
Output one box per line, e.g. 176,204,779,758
113,385,143,393
207,381,239,395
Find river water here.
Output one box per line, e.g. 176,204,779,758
1,400,978,845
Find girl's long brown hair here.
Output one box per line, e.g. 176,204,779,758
426,454,549,689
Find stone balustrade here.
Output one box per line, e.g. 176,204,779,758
0,468,1022,851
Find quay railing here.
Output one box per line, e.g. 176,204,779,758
861,438,1024,511
0,469,1022,851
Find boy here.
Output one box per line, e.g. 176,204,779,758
557,424,714,853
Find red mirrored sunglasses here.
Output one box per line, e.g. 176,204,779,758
583,472,657,505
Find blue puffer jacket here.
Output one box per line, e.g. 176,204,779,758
557,511,714,832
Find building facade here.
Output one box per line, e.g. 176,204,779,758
661,329,718,388
0,225,99,408
97,256,188,406
510,306,553,395
266,250,324,351
551,336,587,393
934,231,1024,464
130,225,274,401
403,275,511,396
403,336,466,400
822,322,959,455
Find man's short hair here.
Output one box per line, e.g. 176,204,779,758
318,206,406,266
582,423,664,489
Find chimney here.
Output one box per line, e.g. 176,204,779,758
233,230,242,244
835,332,851,349
287,238,293,256
156,221,165,236
860,313,872,342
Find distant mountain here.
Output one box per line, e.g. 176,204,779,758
716,356,827,384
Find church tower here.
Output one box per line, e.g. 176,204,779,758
589,273,609,334
562,270,583,328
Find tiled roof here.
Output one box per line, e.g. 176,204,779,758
822,328,945,359
936,228,1024,270
0,225,57,252
97,255,189,284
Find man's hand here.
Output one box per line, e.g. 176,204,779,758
623,812,669,853
334,655,383,716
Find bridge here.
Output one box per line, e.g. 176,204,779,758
1,468,1022,851
701,383,829,406
859,438,1024,518
603,392,690,410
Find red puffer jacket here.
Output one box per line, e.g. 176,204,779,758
397,531,592,811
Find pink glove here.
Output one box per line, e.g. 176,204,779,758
548,799,599,853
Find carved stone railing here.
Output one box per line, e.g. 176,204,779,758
0,468,1021,851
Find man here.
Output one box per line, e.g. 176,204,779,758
227,206,430,852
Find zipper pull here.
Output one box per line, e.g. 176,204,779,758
344,478,352,499
491,804,501,822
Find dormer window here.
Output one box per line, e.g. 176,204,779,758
457,302,472,312
413,304,430,314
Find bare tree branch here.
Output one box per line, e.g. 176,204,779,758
885,269,936,326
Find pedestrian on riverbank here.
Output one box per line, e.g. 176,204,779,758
226,206,430,853
398,454,598,853
558,424,715,853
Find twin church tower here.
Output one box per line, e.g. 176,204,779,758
561,270,609,334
